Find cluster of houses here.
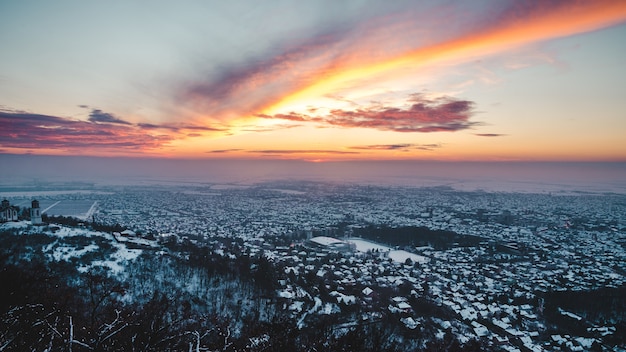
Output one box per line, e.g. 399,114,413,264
3,184,624,350
264,233,619,351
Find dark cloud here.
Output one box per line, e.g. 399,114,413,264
474,133,506,137
349,143,442,151
207,149,243,153
261,94,478,133
249,149,359,155
137,123,225,132
207,148,358,156
88,109,132,125
0,110,222,152
0,111,167,150
350,144,413,150
325,95,476,132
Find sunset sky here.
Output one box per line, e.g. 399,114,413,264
1,0,626,162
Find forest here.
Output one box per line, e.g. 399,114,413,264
353,225,484,250
541,286,626,346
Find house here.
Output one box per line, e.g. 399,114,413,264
1,199,19,222
120,229,137,237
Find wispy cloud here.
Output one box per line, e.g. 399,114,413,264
249,149,359,155
88,109,132,125
239,124,302,133
475,133,507,137
350,143,442,151
255,113,307,122
207,149,243,154
137,123,224,132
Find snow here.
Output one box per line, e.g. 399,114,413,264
120,229,136,236
397,302,412,310
387,250,429,264
559,308,583,321
400,317,419,329
4,222,145,276
114,232,159,248
346,238,389,252
51,226,100,238
247,334,270,349
575,337,595,349
278,290,294,299
51,244,99,261
310,236,345,246
320,302,340,315
80,242,142,274
338,295,356,305
296,296,322,329
0,190,110,197
346,238,429,264
473,325,489,337
0,221,29,229
289,301,304,312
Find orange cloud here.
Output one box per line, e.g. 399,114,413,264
267,0,626,115
180,1,626,129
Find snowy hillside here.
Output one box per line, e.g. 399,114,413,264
2,221,145,274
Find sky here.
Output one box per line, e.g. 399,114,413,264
1,0,626,163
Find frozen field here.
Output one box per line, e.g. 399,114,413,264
40,200,98,220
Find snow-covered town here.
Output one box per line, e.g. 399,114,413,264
1,181,625,351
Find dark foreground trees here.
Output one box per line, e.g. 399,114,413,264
0,228,490,351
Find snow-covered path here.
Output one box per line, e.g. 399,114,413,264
41,201,61,214
297,297,322,329
83,201,98,220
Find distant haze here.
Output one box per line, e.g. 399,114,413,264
1,154,624,194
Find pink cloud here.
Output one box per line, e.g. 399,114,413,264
261,94,477,133
0,110,222,154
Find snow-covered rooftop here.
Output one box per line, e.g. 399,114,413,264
310,236,345,246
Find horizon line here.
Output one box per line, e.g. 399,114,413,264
1,153,625,164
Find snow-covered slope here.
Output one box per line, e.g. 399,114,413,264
1,221,149,275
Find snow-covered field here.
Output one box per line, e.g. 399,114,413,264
41,200,98,220
346,238,429,264
0,190,110,197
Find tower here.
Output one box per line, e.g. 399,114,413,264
30,199,43,225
